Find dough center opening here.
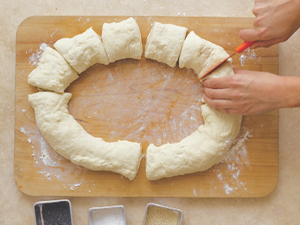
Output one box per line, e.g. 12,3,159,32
66,57,204,147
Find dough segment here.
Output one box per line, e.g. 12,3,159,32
146,31,242,180
146,104,242,180
179,31,232,80
102,17,143,63
28,92,143,181
54,27,109,74
145,22,188,67
28,47,78,93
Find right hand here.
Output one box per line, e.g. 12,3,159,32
240,0,300,48
202,67,288,115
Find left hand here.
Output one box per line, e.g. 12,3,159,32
202,67,286,115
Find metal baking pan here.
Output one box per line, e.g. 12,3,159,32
143,203,184,225
88,205,126,225
33,199,73,225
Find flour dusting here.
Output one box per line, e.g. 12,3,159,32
19,125,83,188
224,184,234,195
210,127,252,195
20,127,26,134
40,137,61,167
28,43,48,67
70,183,81,191
39,171,51,180
239,48,261,67
193,188,197,196
219,129,251,164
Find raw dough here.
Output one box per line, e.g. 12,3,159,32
28,47,78,93
146,104,242,180
27,20,242,182
179,31,232,80
54,27,109,74
28,92,143,181
146,31,242,180
102,17,143,63
145,22,188,67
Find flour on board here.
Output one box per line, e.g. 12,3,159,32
215,128,251,195
239,48,261,67
28,43,48,67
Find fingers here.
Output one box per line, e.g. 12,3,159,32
240,29,286,48
203,94,238,113
204,87,230,100
218,108,241,115
202,76,230,89
203,94,249,115
233,67,248,74
239,28,262,42
251,37,285,48
203,93,230,107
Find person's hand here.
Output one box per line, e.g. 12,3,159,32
240,0,300,49
202,67,300,115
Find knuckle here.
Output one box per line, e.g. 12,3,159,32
203,79,213,88
221,109,229,114
206,98,219,109
231,110,240,115
212,101,221,109
236,100,245,106
204,88,210,97
228,91,238,99
237,103,250,115
203,94,211,103
257,27,270,40
229,75,242,87
210,91,217,99
252,7,259,16
253,18,260,28
207,80,216,88
205,88,215,99
240,108,249,115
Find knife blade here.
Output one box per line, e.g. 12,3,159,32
193,41,255,84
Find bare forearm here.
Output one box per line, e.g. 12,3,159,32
281,76,300,108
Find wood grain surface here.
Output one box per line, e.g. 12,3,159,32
14,16,278,197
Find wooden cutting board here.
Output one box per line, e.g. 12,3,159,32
15,16,278,197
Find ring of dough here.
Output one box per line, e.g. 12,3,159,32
28,18,242,181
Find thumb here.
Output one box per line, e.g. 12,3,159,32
233,67,248,74
251,37,284,48
239,29,261,42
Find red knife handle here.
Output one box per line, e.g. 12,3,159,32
235,41,255,53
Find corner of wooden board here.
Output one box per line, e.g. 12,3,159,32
255,175,279,198
14,175,32,196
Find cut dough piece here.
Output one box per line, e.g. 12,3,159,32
146,104,242,180
54,27,109,74
145,22,188,67
28,47,78,93
179,31,232,80
102,17,143,63
146,32,242,180
28,92,143,181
